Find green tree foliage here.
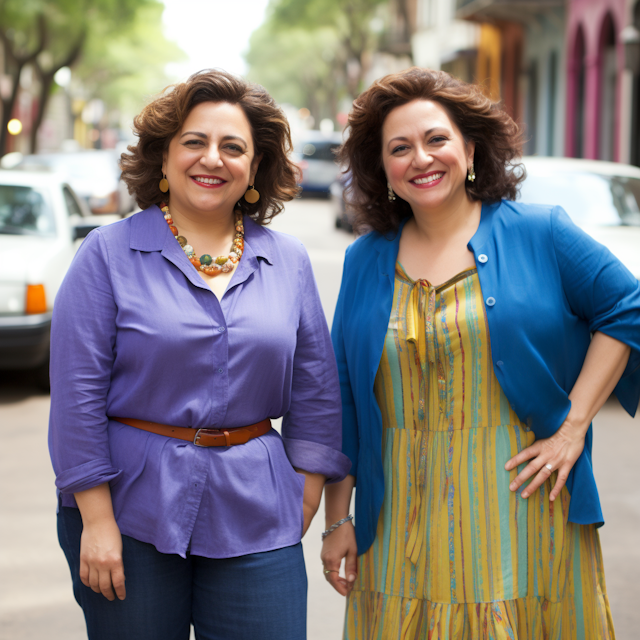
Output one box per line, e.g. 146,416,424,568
74,2,186,123
245,20,344,125
245,0,388,126
0,0,183,153
271,0,387,98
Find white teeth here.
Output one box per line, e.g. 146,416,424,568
413,173,444,185
194,177,223,185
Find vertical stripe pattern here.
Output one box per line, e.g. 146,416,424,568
344,265,614,640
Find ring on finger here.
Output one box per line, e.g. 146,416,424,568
323,569,339,575
545,463,553,471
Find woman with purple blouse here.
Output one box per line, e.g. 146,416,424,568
48,69,351,640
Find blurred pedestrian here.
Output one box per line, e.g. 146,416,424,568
49,69,350,640
322,67,640,639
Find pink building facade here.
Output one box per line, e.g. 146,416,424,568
566,0,630,161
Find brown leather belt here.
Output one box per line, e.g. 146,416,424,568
110,417,271,447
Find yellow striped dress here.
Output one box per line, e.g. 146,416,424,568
344,264,615,640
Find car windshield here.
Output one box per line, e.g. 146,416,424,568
296,141,340,162
0,184,56,236
518,169,640,226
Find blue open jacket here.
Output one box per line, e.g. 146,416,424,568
332,200,640,556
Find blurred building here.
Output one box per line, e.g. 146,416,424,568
411,0,481,84
567,0,629,161
365,0,416,86
450,0,640,166
455,0,564,156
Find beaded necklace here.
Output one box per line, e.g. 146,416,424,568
160,202,244,277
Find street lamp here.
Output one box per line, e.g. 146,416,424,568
7,118,22,135
621,25,640,74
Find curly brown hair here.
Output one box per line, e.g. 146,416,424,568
338,67,524,234
120,69,299,224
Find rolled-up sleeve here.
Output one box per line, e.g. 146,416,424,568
48,230,122,493
281,248,352,483
551,206,640,415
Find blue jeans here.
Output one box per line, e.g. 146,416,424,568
58,507,307,640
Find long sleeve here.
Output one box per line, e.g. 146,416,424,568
48,230,122,494
281,247,352,483
47,209,359,558
330,246,359,478
551,206,640,415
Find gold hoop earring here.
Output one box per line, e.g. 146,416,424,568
387,181,396,202
159,174,169,193
244,185,260,203
467,163,476,182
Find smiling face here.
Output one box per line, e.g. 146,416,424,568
382,99,475,215
162,101,261,219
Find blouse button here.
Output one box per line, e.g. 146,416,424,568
218,326,226,332
486,296,496,307
218,368,224,374
478,254,488,263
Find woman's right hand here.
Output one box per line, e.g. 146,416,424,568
79,518,126,601
320,521,358,596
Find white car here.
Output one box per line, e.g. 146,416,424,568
18,149,135,216
518,157,640,278
0,169,117,388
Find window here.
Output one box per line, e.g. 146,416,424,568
0,185,56,236
297,141,340,162
518,172,640,226
63,185,84,218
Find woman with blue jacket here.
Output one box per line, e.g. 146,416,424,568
320,68,640,639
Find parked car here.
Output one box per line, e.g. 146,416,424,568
332,158,640,278
293,131,342,195
0,168,116,388
517,157,640,277
331,171,354,232
17,149,134,216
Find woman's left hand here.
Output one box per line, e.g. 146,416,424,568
505,418,588,501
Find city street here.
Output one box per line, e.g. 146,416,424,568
1,197,639,640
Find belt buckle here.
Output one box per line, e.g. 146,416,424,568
193,428,209,447
193,427,231,447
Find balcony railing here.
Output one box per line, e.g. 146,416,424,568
456,0,563,23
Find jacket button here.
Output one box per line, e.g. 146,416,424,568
486,297,496,306
478,254,488,263
496,360,504,366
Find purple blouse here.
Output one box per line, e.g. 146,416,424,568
48,205,351,558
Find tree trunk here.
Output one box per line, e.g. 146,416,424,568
30,31,85,153
0,67,25,156
29,73,54,153
342,3,371,99
0,16,47,155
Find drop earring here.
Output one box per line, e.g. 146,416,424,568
159,174,169,192
244,185,260,203
387,181,396,202
467,163,476,182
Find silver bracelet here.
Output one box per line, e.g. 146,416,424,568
321,514,353,540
